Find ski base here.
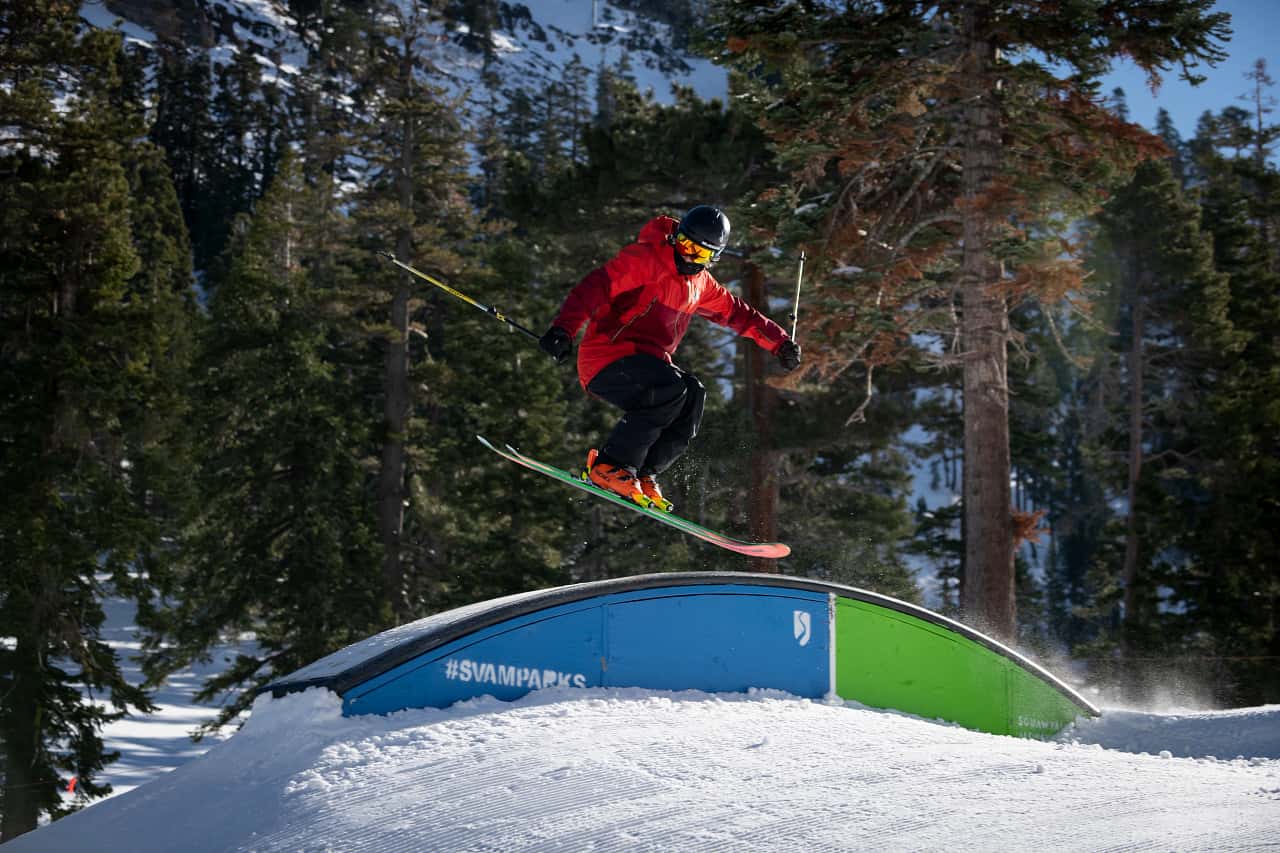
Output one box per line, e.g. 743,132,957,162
477,436,790,559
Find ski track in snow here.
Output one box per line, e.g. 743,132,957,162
14,686,1280,852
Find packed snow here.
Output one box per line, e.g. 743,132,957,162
6,581,1274,851
11,683,1280,852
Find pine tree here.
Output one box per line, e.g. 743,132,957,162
1167,110,1280,704
1083,157,1236,701
335,1,573,617
1236,59,1280,260
143,155,386,730
473,85,508,212
1006,300,1070,643
204,46,287,285
346,0,478,618
561,55,593,166
1156,109,1190,187
0,11,194,837
714,0,1229,641
116,137,202,628
150,44,217,270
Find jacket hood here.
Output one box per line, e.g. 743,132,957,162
637,215,679,246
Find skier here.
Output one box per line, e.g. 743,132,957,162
538,205,802,511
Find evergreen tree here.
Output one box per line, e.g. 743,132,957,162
1168,112,1280,704
447,0,500,60
1241,60,1279,165
1035,309,1113,655
144,3,576,719
1006,301,1069,644
150,44,217,269
0,10,194,837
503,88,540,158
714,0,1229,641
1083,157,1235,700
561,55,593,166
116,138,203,632
1156,108,1190,187
348,0,477,618
473,85,508,212
340,1,572,617
143,156,386,731
288,8,362,197
151,41,287,286
205,46,287,285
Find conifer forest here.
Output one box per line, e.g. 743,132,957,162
2,0,1277,835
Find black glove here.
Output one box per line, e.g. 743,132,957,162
776,339,802,372
539,326,573,363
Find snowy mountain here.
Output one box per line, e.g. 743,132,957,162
80,0,728,106
10,685,1280,851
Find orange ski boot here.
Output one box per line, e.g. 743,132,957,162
638,475,673,513
585,449,649,507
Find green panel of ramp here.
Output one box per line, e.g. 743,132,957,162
834,598,1084,738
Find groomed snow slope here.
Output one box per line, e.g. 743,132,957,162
10,687,1279,852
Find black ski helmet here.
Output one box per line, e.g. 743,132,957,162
676,205,731,256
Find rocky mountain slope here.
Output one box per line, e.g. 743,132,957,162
81,0,726,108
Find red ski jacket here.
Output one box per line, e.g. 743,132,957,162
552,216,790,389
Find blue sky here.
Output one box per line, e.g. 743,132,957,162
1100,0,1280,139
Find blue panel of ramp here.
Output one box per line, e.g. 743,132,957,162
605,586,829,698
344,602,605,716
341,584,831,716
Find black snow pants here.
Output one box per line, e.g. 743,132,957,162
586,354,707,477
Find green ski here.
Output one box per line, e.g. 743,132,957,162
478,436,791,559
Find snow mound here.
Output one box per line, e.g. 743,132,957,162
1064,704,1280,761
11,688,1280,852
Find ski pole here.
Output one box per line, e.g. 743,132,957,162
788,250,806,340
375,251,540,342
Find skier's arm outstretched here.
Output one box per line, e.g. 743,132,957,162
697,281,802,371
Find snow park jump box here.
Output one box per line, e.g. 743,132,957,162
261,573,1099,739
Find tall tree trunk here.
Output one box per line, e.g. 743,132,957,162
1246,62,1276,271
1120,267,1147,660
0,636,40,841
743,263,781,573
378,49,415,621
958,8,1016,641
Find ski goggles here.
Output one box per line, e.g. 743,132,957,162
674,232,720,265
